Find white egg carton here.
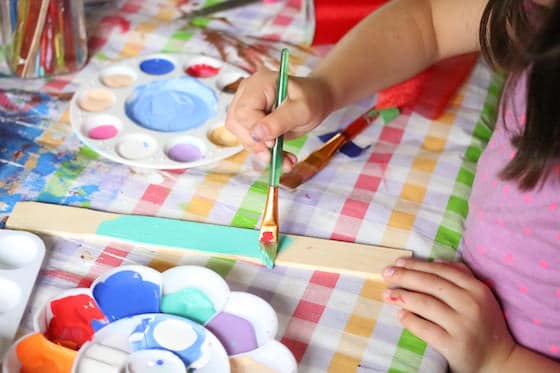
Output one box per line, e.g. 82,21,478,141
0,230,46,361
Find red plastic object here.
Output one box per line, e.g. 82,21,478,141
377,53,479,119
311,0,479,119
311,0,388,45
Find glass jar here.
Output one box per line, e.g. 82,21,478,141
0,0,87,78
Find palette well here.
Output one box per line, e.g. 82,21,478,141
70,54,249,169
0,230,46,362
3,265,297,373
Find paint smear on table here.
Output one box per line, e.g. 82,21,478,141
96,215,294,261
92,270,160,321
16,333,77,373
160,287,216,324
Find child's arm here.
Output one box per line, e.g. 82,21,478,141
225,0,488,162
311,0,486,112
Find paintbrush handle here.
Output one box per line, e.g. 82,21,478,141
341,108,379,142
269,48,290,187
183,0,260,19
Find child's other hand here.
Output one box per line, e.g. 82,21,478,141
225,67,334,170
382,258,515,373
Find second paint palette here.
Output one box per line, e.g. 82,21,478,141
70,53,248,169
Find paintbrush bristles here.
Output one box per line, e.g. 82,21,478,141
258,186,279,268
280,133,347,189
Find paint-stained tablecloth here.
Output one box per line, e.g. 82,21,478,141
0,1,503,372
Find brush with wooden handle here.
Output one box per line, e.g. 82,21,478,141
280,107,380,189
258,48,290,268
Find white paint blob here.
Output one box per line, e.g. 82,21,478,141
152,319,197,351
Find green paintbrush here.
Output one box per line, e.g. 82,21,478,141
258,48,289,268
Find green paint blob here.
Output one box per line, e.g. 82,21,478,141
160,287,215,324
96,215,293,265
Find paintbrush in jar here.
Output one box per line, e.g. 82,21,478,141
258,48,290,268
280,107,380,189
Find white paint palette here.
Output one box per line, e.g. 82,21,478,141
70,53,248,169
0,230,46,362
3,265,297,373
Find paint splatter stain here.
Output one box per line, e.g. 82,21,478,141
549,345,560,354
532,319,542,325
260,231,274,244
476,246,486,255
539,260,549,269
549,203,558,211
522,227,532,236
186,64,220,78
519,285,528,294
503,254,513,264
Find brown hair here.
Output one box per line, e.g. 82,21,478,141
479,0,560,190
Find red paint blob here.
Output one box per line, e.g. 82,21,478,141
260,231,274,244
88,124,118,140
186,64,220,78
46,294,107,350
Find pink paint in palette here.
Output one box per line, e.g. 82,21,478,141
3,265,297,373
70,54,249,169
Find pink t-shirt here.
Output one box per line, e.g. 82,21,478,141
460,73,560,359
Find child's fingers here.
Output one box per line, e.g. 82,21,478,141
392,258,476,291
282,151,297,172
382,266,471,312
225,70,277,152
397,309,450,354
384,288,458,334
250,98,314,142
252,151,297,172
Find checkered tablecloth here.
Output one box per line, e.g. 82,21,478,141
0,1,504,372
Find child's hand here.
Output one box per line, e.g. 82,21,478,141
382,258,516,373
224,67,334,169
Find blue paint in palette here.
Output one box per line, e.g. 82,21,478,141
92,270,160,321
129,314,208,367
140,58,175,75
125,77,217,132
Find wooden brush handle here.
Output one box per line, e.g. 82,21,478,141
341,108,379,142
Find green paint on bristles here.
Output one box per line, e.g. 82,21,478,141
258,244,275,269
